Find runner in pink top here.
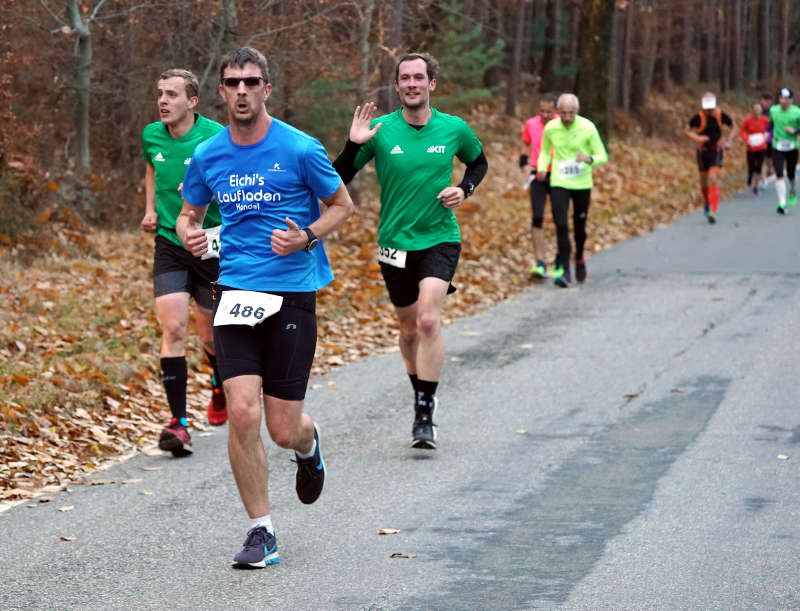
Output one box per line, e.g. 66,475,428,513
520,93,557,278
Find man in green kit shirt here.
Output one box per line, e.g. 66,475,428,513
140,68,226,456
768,87,800,214
536,93,607,287
334,52,488,450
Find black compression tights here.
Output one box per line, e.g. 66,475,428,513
550,187,591,268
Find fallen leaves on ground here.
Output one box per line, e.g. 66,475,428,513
0,90,749,501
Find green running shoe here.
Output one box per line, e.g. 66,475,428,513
550,264,564,280
788,191,797,207
529,260,547,278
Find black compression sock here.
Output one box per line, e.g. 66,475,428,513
160,356,187,421
408,373,419,393
416,379,439,411
205,350,222,389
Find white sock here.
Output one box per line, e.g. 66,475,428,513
296,437,316,459
249,515,273,533
776,178,787,204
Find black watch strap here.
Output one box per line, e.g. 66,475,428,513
302,227,318,251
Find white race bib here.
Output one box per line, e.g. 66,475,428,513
377,245,407,269
214,290,283,327
558,159,585,179
777,139,796,152
747,133,765,147
201,225,221,260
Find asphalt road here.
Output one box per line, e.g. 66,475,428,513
2,186,799,610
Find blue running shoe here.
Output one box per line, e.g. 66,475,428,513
232,526,280,569
294,425,325,505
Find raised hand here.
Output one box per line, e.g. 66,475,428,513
271,217,306,256
349,102,382,144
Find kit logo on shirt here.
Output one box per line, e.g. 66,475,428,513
268,162,286,173
153,152,165,162
390,145,404,155
426,145,446,154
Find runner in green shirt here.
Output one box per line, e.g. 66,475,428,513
140,68,226,456
536,93,607,287
768,87,800,214
333,52,488,449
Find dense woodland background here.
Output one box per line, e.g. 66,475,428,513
0,0,799,231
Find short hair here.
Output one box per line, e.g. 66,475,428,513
539,92,557,105
557,93,579,111
395,52,439,82
218,47,270,84
761,92,773,100
158,69,199,99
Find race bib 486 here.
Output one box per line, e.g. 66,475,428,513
214,290,283,327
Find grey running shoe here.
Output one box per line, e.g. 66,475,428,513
294,425,325,505
411,398,438,450
232,526,280,569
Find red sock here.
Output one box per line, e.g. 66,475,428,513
709,186,720,213
701,186,709,203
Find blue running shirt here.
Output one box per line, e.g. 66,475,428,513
182,119,341,292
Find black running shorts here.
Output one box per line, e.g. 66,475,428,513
529,172,551,228
696,148,724,172
379,242,460,308
152,235,218,309
211,286,317,401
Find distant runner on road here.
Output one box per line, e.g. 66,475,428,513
140,68,226,458
520,93,558,278
176,47,354,569
332,52,488,450
536,93,607,287
685,92,735,225
740,102,770,196
768,88,800,215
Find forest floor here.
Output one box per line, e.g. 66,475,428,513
0,90,752,507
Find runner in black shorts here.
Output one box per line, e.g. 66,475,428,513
177,47,354,569
333,52,488,449
140,68,226,457
379,243,460,307
685,91,735,224
520,93,557,278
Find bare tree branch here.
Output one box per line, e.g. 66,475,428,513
38,0,65,26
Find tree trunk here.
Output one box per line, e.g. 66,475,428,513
619,0,633,110
358,0,376,99
378,0,404,112
758,0,771,80
505,0,527,116
575,0,615,140
630,0,657,111
672,0,692,85
779,0,789,79
540,0,558,91
68,0,91,174
732,0,744,89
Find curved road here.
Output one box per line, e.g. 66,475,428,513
2,187,799,610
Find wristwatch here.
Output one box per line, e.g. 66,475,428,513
302,227,319,251
459,182,475,198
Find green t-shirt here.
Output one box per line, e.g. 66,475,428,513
769,104,800,151
141,113,224,246
353,108,483,250
537,115,608,190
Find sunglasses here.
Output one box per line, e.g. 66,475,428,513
222,76,265,88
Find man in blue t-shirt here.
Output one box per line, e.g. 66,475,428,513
176,47,354,569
